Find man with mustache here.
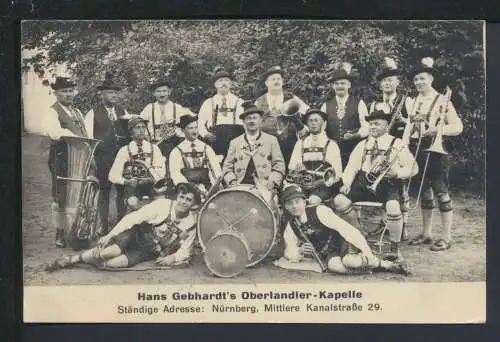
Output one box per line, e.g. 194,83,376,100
369,57,414,239
286,109,342,206
222,101,285,193
332,110,418,263
83,74,133,235
255,66,310,165
40,76,92,247
45,183,201,271
198,67,245,162
403,57,463,252
321,62,369,169
169,115,222,200
108,117,166,211
139,78,194,176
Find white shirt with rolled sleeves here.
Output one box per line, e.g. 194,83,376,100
288,132,343,178
139,101,194,141
320,95,370,138
83,106,132,139
107,198,197,264
401,89,464,144
197,93,244,138
108,140,166,185
168,138,222,186
283,205,375,262
41,103,91,140
341,133,418,189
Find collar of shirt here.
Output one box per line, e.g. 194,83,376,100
179,138,204,150
417,88,440,101
267,93,284,108
215,93,234,103
58,103,76,118
367,133,392,149
130,139,152,151
305,132,327,145
383,93,397,105
336,94,349,106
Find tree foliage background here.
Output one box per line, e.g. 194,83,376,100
21,20,485,194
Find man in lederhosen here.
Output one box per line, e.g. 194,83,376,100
108,117,166,210
369,57,414,239
84,76,133,235
169,115,222,200
332,110,418,262
198,67,245,162
320,62,369,169
255,66,310,166
139,78,194,175
287,108,342,206
403,57,463,251
40,77,91,247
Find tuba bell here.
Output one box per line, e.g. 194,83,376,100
58,136,101,250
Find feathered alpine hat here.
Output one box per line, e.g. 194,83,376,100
376,57,400,81
411,57,437,78
330,62,357,82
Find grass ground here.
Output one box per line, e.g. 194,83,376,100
22,134,485,285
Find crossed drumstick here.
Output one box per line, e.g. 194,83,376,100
208,203,259,231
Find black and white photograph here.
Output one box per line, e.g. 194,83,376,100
21,20,486,323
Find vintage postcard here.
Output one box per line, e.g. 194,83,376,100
22,20,486,323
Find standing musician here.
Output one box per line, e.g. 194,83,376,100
84,75,133,235
45,183,201,271
287,108,342,206
197,67,245,161
40,76,91,247
332,110,418,262
321,62,369,168
139,78,194,174
369,57,414,239
169,115,222,199
222,101,286,193
280,185,409,275
108,117,166,210
254,66,310,165
403,57,464,251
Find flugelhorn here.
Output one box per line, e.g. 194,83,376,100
365,145,406,194
387,93,408,133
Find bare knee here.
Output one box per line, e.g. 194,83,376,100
342,253,364,269
101,255,129,268
385,200,401,217
327,256,348,274
333,194,351,212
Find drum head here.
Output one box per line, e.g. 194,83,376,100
198,186,277,266
203,233,250,278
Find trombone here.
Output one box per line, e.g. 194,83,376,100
407,87,452,210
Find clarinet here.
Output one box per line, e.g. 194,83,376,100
295,220,328,272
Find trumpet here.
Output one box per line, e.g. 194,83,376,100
286,164,338,190
365,145,406,194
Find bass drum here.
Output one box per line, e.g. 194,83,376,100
203,231,251,278
197,185,278,267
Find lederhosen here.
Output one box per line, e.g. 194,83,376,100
48,102,88,207
125,142,155,199
325,95,362,169
150,102,183,175
289,206,348,263
175,143,212,189
205,97,244,156
349,137,401,203
369,93,408,139
411,94,452,197
255,92,299,166
300,138,335,200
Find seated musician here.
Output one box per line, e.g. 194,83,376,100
287,108,342,206
169,115,222,200
108,117,166,209
332,110,418,262
279,185,409,275
222,101,286,199
45,183,201,271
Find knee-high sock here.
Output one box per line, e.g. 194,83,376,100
337,204,361,231
422,209,434,237
51,202,61,231
386,213,403,257
69,247,100,265
440,211,453,242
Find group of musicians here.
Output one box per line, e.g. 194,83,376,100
43,56,463,276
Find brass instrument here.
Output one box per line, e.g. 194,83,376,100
123,159,168,194
387,93,408,133
58,136,102,250
286,164,338,191
365,145,406,194
277,99,305,135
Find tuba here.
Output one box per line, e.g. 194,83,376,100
286,163,338,191
58,136,101,250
